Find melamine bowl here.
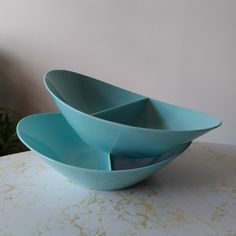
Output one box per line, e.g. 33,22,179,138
17,113,191,190
44,70,221,157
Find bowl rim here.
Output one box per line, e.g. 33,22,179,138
44,69,222,133
17,113,192,173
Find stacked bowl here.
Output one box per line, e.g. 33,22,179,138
17,70,221,190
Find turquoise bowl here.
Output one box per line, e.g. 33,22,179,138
44,70,221,157
17,113,191,190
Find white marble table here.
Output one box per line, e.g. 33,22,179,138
0,142,236,236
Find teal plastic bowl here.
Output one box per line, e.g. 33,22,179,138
44,70,221,157
17,113,191,190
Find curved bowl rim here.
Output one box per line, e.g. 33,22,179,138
17,113,192,173
44,69,222,133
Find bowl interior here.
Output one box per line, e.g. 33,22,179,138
45,70,221,132
17,113,111,170
17,113,191,171
94,98,221,131
111,141,191,169
45,70,144,115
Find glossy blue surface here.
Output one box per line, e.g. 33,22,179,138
44,70,221,157
17,113,191,190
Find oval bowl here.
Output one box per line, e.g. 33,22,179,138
44,70,221,157
17,113,191,190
